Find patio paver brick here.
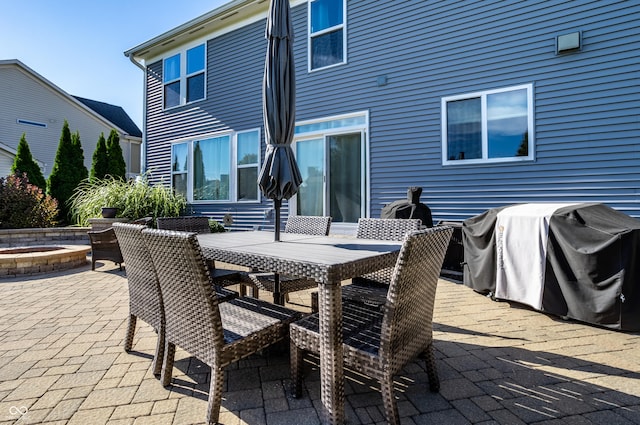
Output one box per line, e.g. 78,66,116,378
0,260,638,424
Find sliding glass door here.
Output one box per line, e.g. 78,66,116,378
295,132,363,223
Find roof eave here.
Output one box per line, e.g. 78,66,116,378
123,0,263,67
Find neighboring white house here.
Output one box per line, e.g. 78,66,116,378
0,59,142,180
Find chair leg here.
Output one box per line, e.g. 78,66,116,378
161,342,176,387
151,325,165,377
290,339,304,398
206,366,224,425
91,258,96,271
124,314,136,352
380,374,400,425
424,343,440,392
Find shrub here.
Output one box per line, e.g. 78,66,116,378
90,133,109,180
71,131,89,182
208,219,226,233
11,133,46,190
69,174,187,226
0,174,58,229
47,120,87,224
106,129,126,180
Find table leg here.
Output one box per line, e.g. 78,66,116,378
318,279,344,424
273,273,284,305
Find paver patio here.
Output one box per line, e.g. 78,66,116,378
0,258,638,424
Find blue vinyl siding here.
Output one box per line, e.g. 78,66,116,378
144,0,640,229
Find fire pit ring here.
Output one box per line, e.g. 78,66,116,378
0,245,90,278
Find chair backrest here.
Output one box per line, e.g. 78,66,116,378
112,223,164,328
356,218,422,241
284,215,332,236
142,228,223,361
156,216,212,233
380,226,453,372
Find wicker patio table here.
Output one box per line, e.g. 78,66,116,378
197,230,402,424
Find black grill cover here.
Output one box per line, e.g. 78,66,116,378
381,187,433,228
463,203,640,331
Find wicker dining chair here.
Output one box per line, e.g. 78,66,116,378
112,223,165,376
310,218,423,312
88,227,124,271
290,226,453,425
141,228,301,424
245,215,332,304
156,216,212,233
157,216,246,296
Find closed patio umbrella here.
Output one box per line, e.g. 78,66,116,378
259,0,302,243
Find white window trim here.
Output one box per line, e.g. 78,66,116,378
235,128,262,203
170,141,189,196
170,128,261,204
163,41,207,111
290,110,370,228
441,83,535,165
307,0,347,72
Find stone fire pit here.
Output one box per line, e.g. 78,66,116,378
0,245,90,278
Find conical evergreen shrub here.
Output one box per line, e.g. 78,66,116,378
47,120,87,224
106,129,126,180
11,133,46,189
90,132,109,180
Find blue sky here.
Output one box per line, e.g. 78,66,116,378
0,0,230,130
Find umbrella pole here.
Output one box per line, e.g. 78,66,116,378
273,198,283,304
274,198,281,242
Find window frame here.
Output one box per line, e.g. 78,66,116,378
162,42,207,110
170,142,189,198
441,84,534,165
235,129,261,203
308,0,347,72
169,128,261,204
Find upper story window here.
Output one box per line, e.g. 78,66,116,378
442,84,534,165
309,0,346,71
163,43,206,109
170,129,260,203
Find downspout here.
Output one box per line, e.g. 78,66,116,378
125,53,148,176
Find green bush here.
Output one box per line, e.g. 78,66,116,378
47,120,88,224
11,133,46,190
68,174,187,226
0,174,58,229
106,129,126,180
208,219,227,233
90,133,108,180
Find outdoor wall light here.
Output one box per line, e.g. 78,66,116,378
556,31,581,54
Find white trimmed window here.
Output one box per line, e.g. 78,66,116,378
163,43,206,109
171,142,188,196
236,130,260,201
170,129,260,202
442,84,534,165
308,0,346,71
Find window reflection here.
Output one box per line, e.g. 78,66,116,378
487,89,528,158
193,136,230,201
